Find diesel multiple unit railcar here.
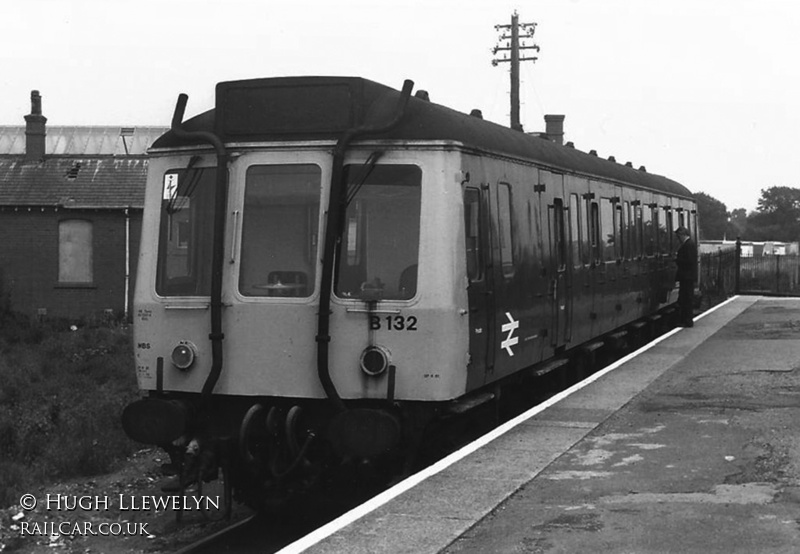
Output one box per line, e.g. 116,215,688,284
122,76,696,506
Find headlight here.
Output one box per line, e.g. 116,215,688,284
171,342,196,370
360,345,391,376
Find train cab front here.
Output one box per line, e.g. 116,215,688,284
124,156,467,493
121,77,472,504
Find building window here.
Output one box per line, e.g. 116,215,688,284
59,219,93,284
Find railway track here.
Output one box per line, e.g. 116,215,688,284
174,514,258,554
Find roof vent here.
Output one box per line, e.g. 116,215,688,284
565,141,575,148
638,166,647,172
625,161,633,167
589,150,597,156
65,162,82,180
120,127,135,155
414,90,430,101
608,155,616,163
470,109,483,119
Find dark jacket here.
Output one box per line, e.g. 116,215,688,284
675,237,698,282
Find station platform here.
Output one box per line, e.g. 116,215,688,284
287,296,800,553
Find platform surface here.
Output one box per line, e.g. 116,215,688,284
298,297,800,553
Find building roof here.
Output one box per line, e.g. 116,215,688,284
0,126,168,209
0,126,167,156
0,157,148,209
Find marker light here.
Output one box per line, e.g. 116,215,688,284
360,345,391,376
171,342,196,370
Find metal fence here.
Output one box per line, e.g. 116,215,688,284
738,254,800,296
698,240,800,300
698,247,739,308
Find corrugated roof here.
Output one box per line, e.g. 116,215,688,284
0,158,148,208
0,126,168,156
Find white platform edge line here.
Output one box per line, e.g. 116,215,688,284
277,295,741,553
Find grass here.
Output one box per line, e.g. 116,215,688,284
0,310,140,507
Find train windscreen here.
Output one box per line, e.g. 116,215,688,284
335,164,422,300
156,166,216,296
238,164,321,298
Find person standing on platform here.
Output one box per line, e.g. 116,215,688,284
674,226,697,327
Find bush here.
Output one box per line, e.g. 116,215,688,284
0,315,140,506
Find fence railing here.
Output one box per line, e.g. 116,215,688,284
738,253,800,295
699,240,800,300
698,247,739,308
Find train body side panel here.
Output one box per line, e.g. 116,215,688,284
456,152,694,394
460,154,551,386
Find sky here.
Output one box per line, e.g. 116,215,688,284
2,0,799,213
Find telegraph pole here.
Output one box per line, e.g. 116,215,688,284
492,11,539,131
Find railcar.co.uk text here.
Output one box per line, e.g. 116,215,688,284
16,493,221,538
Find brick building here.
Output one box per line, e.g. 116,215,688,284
0,91,167,320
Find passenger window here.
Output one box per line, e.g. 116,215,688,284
589,201,601,263
643,206,655,256
497,183,515,277
624,201,633,259
660,207,672,254
685,210,692,238
569,193,583,267
652,207,661,254
464,187,482,282
633,204,643,258
600,197,616,261
553,198,567,270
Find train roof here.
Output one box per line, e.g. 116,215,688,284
153,76,693,200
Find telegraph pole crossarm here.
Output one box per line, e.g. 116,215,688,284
492,10,539,131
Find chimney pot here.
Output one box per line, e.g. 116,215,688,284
31,90,42,115
544,114,565,145
24,90,47,162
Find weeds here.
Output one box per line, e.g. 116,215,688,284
0,313,139,506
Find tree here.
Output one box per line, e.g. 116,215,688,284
746,186,800,242
694,191,728,240
728,208,748,239
756,186,800,214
